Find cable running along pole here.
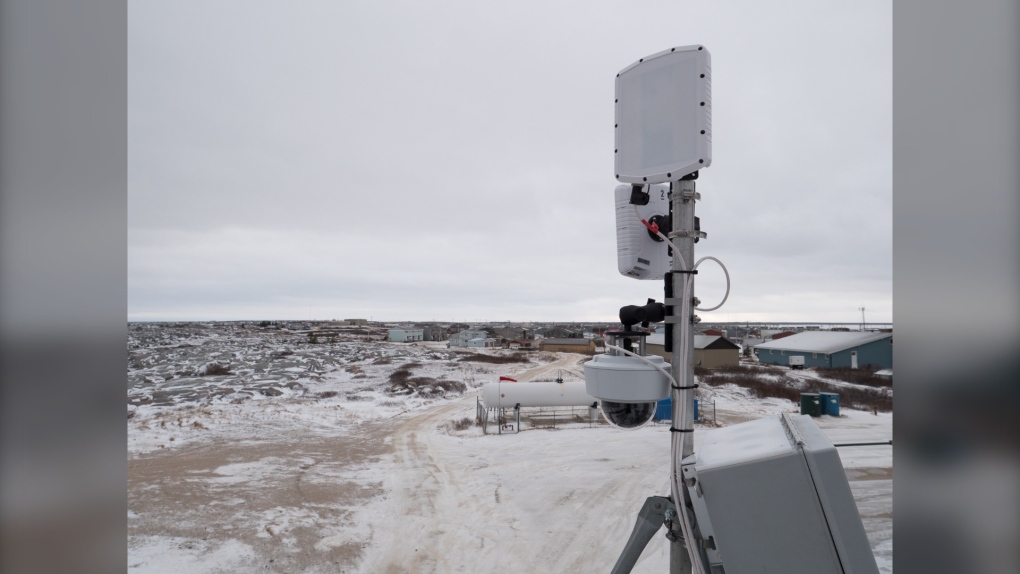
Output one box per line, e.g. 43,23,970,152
668,177,707,574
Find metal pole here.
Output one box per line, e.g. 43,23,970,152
673,179,697,460
670,178,698,574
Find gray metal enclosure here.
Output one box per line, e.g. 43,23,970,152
680,414,879,574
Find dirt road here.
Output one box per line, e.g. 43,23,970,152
511,353,587,381
356,356,670,573
128,426,388,572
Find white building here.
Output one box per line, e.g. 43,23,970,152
467,337,500,349
449,329,489,347
387,327,423,343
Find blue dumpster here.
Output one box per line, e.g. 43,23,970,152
654,397,699,421
654,397,671,421
819,392,840,416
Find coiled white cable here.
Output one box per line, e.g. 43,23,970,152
693,256,730,312
631,205,731,312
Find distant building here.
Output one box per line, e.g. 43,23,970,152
467,337,500,349
742,337,764,348
343,318,369,326
505,339,533,350
539,338,596,353
387,327,423,343
754,331,892,369
418,325,447,341
539,327,581,339
449,329,489,348
646,334,740,368
761,329,798,340
495,326,531,340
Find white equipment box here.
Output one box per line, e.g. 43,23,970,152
615,184,670,279
680,414,879,574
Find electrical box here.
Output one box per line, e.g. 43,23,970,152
615,184,670,279
680,414,879,574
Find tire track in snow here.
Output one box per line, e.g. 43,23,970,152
358,352,669,573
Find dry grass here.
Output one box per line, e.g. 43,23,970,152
200,363,232,376
339,327,377,336
388,367,414,384
700,366,893,412
815,367,892,388
316,391,339,399
448,417,475,431
455,352,530,364
698,363,783,376
386,366,467,397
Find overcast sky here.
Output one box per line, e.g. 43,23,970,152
128,1,891,324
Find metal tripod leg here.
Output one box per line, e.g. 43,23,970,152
610,496,679,574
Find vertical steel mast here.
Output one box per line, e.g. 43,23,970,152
668,176,702,574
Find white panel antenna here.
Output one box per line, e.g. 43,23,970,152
615,184,670,279
615,45,712,184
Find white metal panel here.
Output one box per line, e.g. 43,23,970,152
687,416,796,471
615,45,712,183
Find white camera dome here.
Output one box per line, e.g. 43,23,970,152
584,353,670,430
600,400,658,430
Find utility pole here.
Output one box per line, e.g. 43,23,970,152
669,176,699,574
859,306,866,331
671,179,698,460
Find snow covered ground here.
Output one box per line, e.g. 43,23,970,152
128,324,892,573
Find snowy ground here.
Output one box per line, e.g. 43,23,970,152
128,324,892,573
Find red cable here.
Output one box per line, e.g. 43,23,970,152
641,219,659,235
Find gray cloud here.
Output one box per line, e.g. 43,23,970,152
129,1,891,323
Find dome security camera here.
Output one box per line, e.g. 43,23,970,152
599,400,658,430
584,351,670,430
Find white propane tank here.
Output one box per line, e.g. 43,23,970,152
480,380,596,409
